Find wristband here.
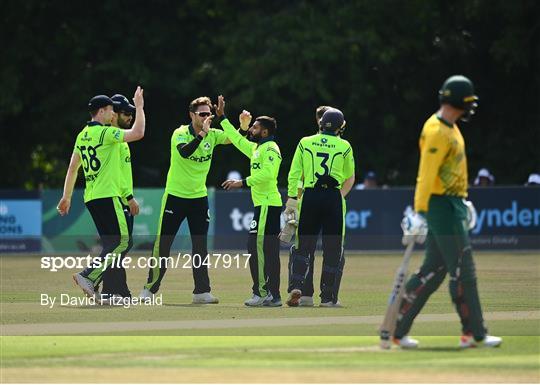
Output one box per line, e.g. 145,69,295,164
126,194,134,201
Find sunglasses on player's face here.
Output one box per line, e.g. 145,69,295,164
194,111,212,117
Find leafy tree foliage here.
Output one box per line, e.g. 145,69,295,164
1,0,538,189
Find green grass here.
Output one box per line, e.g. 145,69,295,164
1,252,539,382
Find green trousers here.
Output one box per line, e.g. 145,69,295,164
395,195,487,340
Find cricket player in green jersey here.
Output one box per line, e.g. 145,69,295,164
90,93,139,299
57,87,146,299
216,95,283,307
393,75,502,349
140,96,230,304
286,108,355,307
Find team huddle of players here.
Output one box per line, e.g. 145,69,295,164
57,75,502,348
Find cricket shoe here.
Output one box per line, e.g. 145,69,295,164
320,300,342,308
72,273,95,298
244,294,266,307
263,294,282,307
139,288,154,300
192,292,219,304
286,289,302,307
299,296,314,307
460,334,502,348
392,336,419,349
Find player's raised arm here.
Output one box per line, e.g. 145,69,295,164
218,104,257,158
57,152,82,216
123,86,145,143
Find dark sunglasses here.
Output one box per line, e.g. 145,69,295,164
194,111,212,117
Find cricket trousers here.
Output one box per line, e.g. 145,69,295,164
247,205,281,299
80,197,133,297
394,195,487,340
144,193,211,294
288,187,346,304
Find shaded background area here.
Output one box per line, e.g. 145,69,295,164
1,0,539,189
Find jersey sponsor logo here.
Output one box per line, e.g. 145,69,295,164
321,137,328,144
125,156,131,163
252,163,261,170
113,129,121,140
176,136,189,143
268,156,274,162
188,154,212,163
203,142,211,151
81,131,92,142
85,174,97,182
311,141,336,149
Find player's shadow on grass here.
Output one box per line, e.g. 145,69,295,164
418,347,463,352
163,303,207,307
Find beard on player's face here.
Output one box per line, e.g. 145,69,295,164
117,114,131,129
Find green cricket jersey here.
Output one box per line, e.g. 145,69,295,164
119,142,133,205
165,124,228,198
73,122,125,203
220,118,282,207
287,132,355,197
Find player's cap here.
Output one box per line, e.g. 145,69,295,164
477,168,492,179
526,173,540,185
111,94,136,114
88,95,114,111
365,171,377,180
320,108,345,131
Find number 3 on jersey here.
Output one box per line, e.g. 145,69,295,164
79,145,101,172
315,152,330,178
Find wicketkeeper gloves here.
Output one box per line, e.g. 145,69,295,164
279,198,299,244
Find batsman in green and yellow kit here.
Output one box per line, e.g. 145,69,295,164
393,75,502,349
286,108,355,307
217,96,283,307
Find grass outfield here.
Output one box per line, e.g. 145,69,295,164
1,252,539,382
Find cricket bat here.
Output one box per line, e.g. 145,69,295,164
379,240,415,349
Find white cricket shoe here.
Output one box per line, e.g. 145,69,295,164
299,296,314,307
192,292,219,304
72,273,95,298
263,294,282,307
139,288,153,300
244,294,265,307
393,336,419,349
320,300,342,308
460,334,502,348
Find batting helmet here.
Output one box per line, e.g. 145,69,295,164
438,75,478,121
320,108,346,133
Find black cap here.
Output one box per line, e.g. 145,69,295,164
111,94,136,114
88,95,114,111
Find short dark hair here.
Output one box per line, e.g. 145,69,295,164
255,116,277,135
189,96,212,112
316,105,331,120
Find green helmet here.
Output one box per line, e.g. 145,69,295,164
438,75,479,121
